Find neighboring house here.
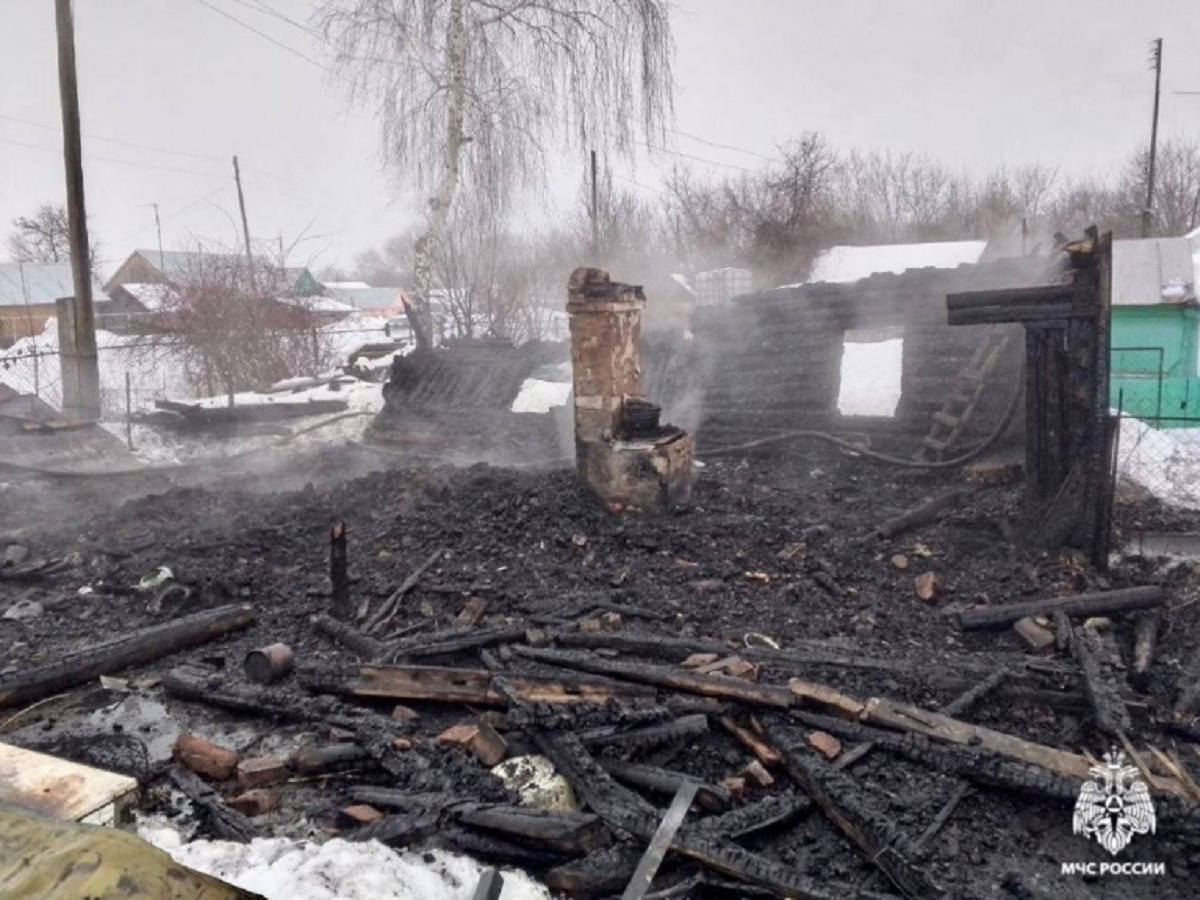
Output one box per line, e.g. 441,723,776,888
105,249,322,298
1110,233,1200,424
324,285,410,319
276,294,358,320
807,240,989,284
0,263,112,347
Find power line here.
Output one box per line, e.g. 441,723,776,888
108,185,231,245
0,111,227,165
665,127,773,161
195,0,327,70
0,134,233,179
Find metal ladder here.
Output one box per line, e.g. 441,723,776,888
920,327,1014,460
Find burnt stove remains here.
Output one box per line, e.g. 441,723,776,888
566,267,694,512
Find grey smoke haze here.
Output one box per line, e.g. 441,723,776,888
3,0,1200,276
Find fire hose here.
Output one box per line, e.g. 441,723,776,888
695,362,1026,470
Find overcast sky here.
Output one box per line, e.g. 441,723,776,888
3,0,1200,278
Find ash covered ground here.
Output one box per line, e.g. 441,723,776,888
3,442,1200,899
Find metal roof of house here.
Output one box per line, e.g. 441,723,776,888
128,250,312,288
808,240,988,284
326,286,406,310
116,282,178,312
1111,236,1197,307
0,263,108,308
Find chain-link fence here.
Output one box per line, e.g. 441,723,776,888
1110,345,1200,538
0,321,395,425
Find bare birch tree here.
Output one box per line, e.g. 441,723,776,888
315,0,673,351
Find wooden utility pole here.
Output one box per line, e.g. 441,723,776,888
55,0,100,421
1144,38,1163,239
232,155,255,288
153,202,164,271
590,149,599,261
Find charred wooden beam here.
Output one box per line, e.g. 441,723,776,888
1173,648,1200,724
512,647,793,708
546,845,643,897
0,604,256,709
169,766,262,843
874,489,972,540
946,284,1085,326
909,782,972,859
1132,612,1161,692
579,714,711,752
599,759,731,812
365,547,445,634
302,662,657,707
347,788,449,812
313,614,386,660
956,587,1163,631
456,805,612,856
442,827,566,868
697,791,812,841
293,743,371,775
556,630,1036,678
536,731,850,900
392,626,528,661
860,696,1094,781
719,716,783,766
1070,619,1131,736
942,670,1008,717
330,520,351,620
773,733,942,899
343,810,440,847
791,711,1080,803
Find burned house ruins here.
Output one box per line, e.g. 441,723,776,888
4,233,1200,900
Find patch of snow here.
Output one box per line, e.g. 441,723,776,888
806,240,987,285
837,338,903,417
192,379,384,412
139,824,550,900
511,379,572,414
1116,415,1200,510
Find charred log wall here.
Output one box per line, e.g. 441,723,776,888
647,257,1056,450
369,340,569,459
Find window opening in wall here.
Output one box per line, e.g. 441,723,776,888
837,326,904,417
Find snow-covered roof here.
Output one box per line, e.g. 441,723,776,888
321,280,371,290
808,241,988,284
326,286,406,310
0,263,108,308
125,250,314,291
119,282,178,312
1111,236,1197,307
279,295,358,314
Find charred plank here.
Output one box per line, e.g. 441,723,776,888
0,604,256,709
956,587,1163,631
512,647,793,708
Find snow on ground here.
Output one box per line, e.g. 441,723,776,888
0,319,194,417
192,377,385,412
140,824,549,900
837,338,903,417
512,379,572,413
1116,415,1200,510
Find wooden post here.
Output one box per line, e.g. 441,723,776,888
55,0,100,422
331,520,350,620
124,370,133,450
1144,38,1163,238
590,149,599,260
233,155,255,289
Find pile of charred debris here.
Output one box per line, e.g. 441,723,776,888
2,455,1200,900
